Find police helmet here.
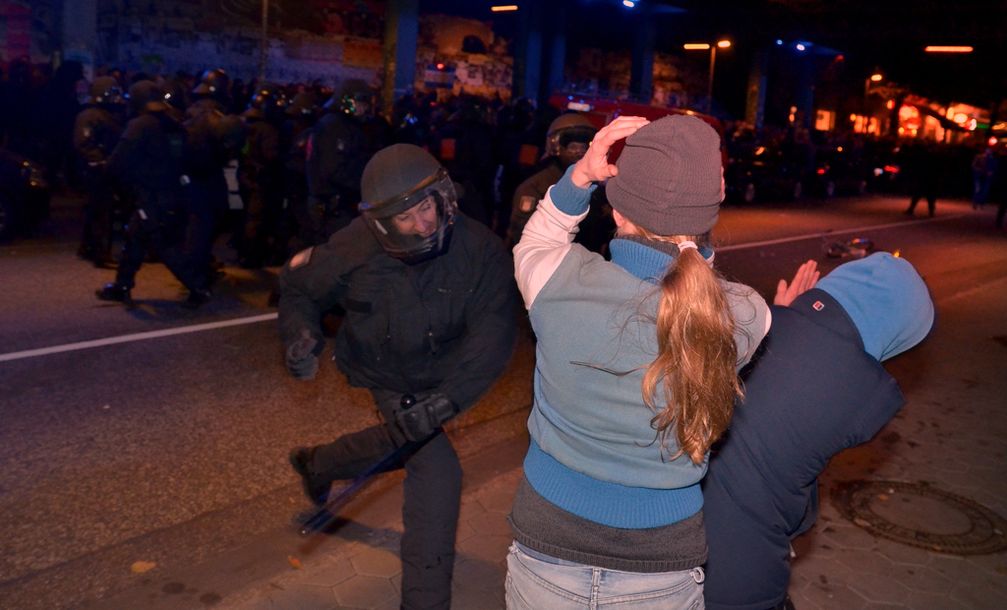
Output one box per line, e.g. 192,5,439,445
127,80,171,115
359,144,457,264
193,68,231,101
545,113,597,158
242,83,288,121
323,78,374,117
285,91,319,119
89,76,124,106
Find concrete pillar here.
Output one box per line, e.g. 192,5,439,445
794,53,815,130
60,0,98,79
381,0,419,115
745,49,768,129
513,2,543,102
629,6,656,103
543,3,567,102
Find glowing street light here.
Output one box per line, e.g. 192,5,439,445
684,39,731,113
924,45,973,53
490,5,519,12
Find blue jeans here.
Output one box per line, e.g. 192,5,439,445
505,542,705,609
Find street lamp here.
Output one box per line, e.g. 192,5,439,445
684,39,731,113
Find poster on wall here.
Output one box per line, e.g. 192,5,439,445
424,64,455,89
343,37,382,68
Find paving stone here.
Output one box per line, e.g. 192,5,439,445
874,538,930,566
260,583,339,610
332,575,396,608
454,517,477,543
297,556,356,588
457,533,512,565
348,546,400,579
846,570,911,605
460,503,514,537
474,481,518,515
800,579,870,610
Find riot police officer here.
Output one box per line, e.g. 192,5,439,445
281,143,517,610
95,80,209,306
507,112,598,246
184,105,245,285
236,83,287,268
304,78,390,241
186,68,231,120
74,76,127,266
281,91,320,249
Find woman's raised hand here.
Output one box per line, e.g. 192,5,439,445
570,116,650,188
773,259,820,306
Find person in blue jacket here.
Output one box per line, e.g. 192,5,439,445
702,251,934,610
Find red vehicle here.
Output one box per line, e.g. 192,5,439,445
547,94,725,161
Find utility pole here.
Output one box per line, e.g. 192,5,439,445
259,0,269,80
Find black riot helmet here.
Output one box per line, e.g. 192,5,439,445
242,83,288,122
126,80,170,116
89,76,125,106
359,144,458,264
285,91,319,120
545,113,597,161
323,78,374,118
193,68,231,102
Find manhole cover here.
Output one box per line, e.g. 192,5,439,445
832,480,1007,555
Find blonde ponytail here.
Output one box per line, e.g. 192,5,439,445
640,237,742,464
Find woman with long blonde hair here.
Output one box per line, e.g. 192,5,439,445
507,114,817,609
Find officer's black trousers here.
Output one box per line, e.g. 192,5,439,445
116,191,202,292
310,423,462,610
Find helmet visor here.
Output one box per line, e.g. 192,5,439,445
359,169,457,262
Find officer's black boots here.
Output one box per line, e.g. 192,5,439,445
289,447,331,506
182,288,212,309
95,282,132,305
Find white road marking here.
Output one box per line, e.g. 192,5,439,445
0,313,278,363
717,214,963,251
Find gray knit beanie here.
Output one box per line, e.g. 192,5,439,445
606,114,724,236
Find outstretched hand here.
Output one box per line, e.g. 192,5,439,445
774,259,820,306
570,116,650,188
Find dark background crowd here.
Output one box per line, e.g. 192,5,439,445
1,57,1004,272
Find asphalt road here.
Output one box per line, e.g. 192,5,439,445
1,193,1004,609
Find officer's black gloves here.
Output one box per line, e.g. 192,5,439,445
286,329,321,380
393,393,460,443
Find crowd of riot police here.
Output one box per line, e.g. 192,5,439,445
1,60,614,305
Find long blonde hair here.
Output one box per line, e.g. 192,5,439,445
633,227,743,464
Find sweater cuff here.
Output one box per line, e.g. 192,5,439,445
549,165,596,216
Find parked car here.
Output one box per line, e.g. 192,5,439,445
725,141,806,203
0,149,50,240
805,146,870,198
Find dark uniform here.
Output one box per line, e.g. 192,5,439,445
237,84,287,267
304,79,390,241
184,109,245,284
281,91,319,249
96,80,207,306
507,113,599,248
73,76,126,266
281,144,517,610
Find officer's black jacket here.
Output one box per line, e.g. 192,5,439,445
73,107,124,164
107,111,186,195
702,289,905,610
278,213,518,412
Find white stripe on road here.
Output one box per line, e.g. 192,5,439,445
717,213,963,251
0,213,963,363
0,313,278,363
